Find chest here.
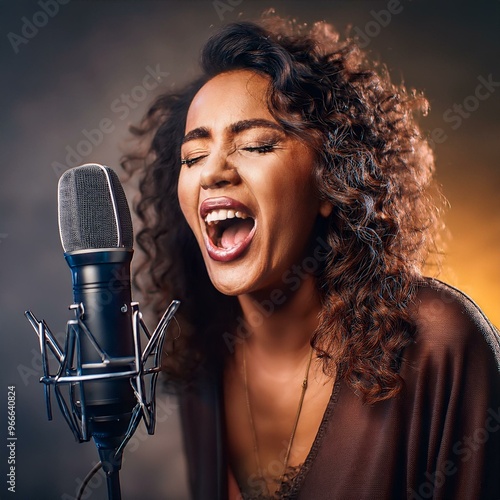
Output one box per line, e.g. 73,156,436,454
224,363,334,496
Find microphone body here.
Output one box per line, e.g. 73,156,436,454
65,248,136,434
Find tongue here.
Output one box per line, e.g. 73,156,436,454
220,219,254,249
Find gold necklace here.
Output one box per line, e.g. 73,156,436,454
242,343,314,494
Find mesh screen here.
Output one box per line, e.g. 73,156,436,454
58,164,133,252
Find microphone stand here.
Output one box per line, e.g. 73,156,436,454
25,299,180,500
96,437,124,500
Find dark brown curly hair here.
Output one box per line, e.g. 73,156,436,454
122,14,443,404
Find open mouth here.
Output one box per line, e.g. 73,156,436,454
200,199,256,262
206,210,255,249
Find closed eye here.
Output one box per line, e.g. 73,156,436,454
181,154,208,167
181,139,280,166
241,143,278,154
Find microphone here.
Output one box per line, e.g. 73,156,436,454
25,163,180,500
58,164,136,443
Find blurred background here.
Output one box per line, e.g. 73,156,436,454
1,0,499,498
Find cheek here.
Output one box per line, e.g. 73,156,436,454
177,170,198,230
266,166,319,218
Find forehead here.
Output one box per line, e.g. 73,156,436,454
185,70,275,133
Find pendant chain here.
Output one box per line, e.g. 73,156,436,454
242,343,314,494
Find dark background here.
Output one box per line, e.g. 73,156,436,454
1,0,499,498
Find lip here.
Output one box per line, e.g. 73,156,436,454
199,196,254,219
199,197,256,262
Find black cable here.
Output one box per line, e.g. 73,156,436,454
76,461,102,500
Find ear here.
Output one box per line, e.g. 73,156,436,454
319,200,333,218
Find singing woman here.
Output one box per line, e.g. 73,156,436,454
123,14,500,499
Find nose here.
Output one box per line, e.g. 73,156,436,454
200,152,241,190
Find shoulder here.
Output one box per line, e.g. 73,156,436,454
399,280,500,499
406,279,500,369
411,278,500,359
399,278,500,411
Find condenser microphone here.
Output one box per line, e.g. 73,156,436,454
26,162,180,499
57,163,136,444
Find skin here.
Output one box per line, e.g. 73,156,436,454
178,70,335,496
178,69,332,297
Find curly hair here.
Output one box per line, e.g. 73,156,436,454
122,14,443,403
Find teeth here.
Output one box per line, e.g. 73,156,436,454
204,208,249,224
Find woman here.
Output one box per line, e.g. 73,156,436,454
123,15,500,500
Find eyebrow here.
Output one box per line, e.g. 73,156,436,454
181,127,210,145
181,119,283,145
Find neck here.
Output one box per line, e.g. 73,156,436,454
236,274,322,362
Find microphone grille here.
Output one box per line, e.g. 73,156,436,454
58,164,133,252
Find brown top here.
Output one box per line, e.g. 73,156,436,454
180,279,500,499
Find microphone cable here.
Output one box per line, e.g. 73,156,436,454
77,462,102,500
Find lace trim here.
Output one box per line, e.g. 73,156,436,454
238,464,302,500
238,380,342,500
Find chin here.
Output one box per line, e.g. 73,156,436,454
207,273,251,297
205,262,263,297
